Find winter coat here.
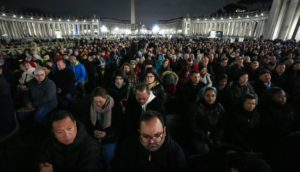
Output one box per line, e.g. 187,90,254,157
24,77,57,108
181,80,206,109
37,121,103,172
226,107,260,151
229,82,258,106
245,67,259,82
68,60,86,83
252,80,276,98
158,66,172,77
229,64,245,82
0,77,14,135
161,71,179,95
190,99,225,143
53,67,76,95
214,65,230,79
111,133,186,172
122,97,165,141
176,76,189,93
271,72,288,91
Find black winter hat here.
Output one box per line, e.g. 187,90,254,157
259,69,271,76
143,67,162,83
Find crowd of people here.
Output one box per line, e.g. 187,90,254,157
1,37,300,172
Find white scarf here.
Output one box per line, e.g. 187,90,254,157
141,91,156,113
19,68,35,84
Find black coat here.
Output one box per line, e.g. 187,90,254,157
37,121,103,172
189,100,225,143
229,82,257,106
245,67,259,82
53,67,76,95
214,65,229,79
111,134,186,172
252,80,276,98
150,84,166,103
24,77,57,108
226,107,260,151
0,77,14,135
271,72,288,91
229,64,245,82
181,81,206,109
122,96,165,140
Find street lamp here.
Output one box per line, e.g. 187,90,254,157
152,25,159,34
101,26,108,36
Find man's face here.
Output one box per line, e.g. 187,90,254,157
268,65,275,71
43,67,50,74
221,60,228,67
34,70,46,82
276,65,285,74
136,90,150,105
123,65,130,74
17,50,22,54
202,58,209,66
272,90,286,105
263,58,270,64
57,61,66,71
70,59,76,65
236,59,243,66
259,73,271,83
139,117,166,152
52,117,77,145
74,51,79,56
190,73,200,85
293,63,300,71
251,63,259,70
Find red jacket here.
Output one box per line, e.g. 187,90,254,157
176,77,190,92
134,66,141,80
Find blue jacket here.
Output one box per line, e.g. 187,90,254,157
68,60,86,83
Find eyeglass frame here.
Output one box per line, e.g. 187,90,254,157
139,131,164,143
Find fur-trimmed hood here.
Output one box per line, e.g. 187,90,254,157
161,71,179,85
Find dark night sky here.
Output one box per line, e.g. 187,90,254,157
1,0,239,28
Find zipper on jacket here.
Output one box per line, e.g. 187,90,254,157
148,154,151,161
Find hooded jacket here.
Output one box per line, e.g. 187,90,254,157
229,81,258,107
190,87,225,143
111,133,186,172
143,67,166,103
37,121,103,172
161,71,179,94
24,77,57,108
68,60,86,83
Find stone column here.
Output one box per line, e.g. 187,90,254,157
10,21,18,38
279,0,299,40
272,0,289,39
131,0,135,24
264,0,282,39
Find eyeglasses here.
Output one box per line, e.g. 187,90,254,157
140,132,164,143
35,74,45,77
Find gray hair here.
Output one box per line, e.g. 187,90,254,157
34,67,45,75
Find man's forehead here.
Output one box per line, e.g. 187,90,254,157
53,117,74,129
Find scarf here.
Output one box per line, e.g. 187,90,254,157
142,92,156,113
19,67,35,84
90,95,114,129
115,82,126,89
200,98,219,110
147,80,158,89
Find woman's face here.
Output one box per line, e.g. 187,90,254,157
243,99,256,111
204,89,216,105
131,63,136,69
115,76,124,86
93,96,107,108
162,61,168,68
185,71,190,78
146,73,155,84
219,79,227,87
200,68,206,75
24,63,32,70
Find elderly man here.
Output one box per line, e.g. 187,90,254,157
18,68,57,126
38,110,102,172
68,56,86,98
112,110,186,172
253,69,276,98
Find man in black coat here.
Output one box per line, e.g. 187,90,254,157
181,70,206,110
112,110,186,172
53,60,75,107
271,63,288,91
122,83,165,142
38,110,103,172
229,56,244,82
253,69,276,99
214,57,230,78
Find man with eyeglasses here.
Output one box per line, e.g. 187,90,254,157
18,68,57,126
112,110,186,172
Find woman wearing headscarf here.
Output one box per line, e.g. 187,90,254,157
189,86,226,155
226,94,260,152
143,67,166,103
90,87,117,172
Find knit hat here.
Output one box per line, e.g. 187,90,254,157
259,69,271,76
130,60,137,65
69,56,76,60
0,59,4,65
24,60,36,68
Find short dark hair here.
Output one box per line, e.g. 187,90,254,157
241,93,256,104
45,59,53,63
58,59,67,65
139,110,165,129
190,69,200,76
43,64,51,70
50,110,75,129
135,83,150,93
